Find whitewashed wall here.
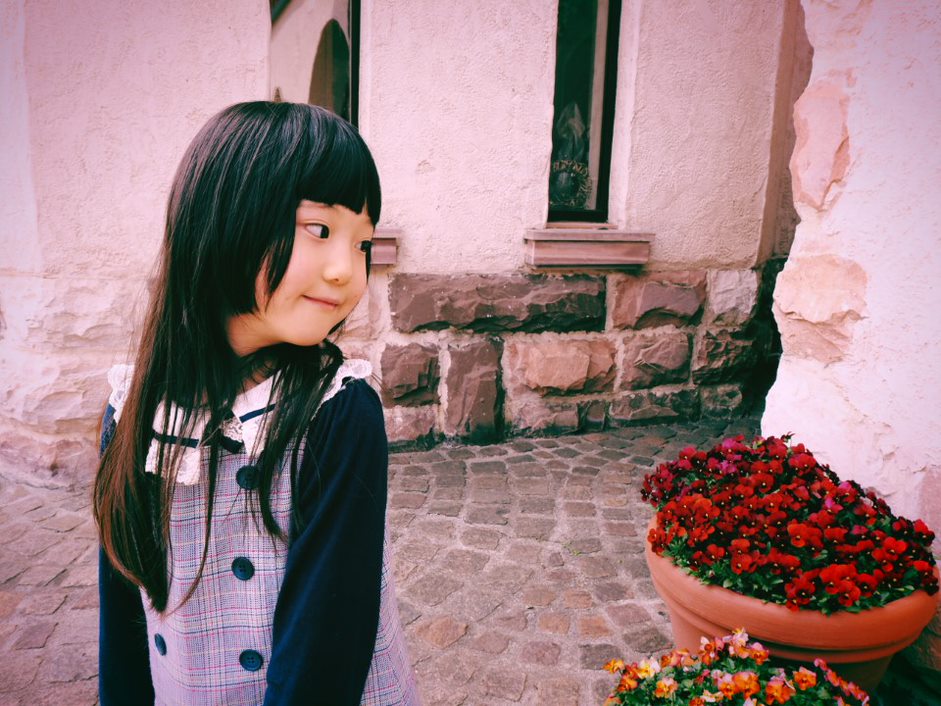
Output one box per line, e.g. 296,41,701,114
0,0,270,482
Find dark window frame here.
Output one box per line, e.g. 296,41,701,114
548,0,622,224
271,0,361,127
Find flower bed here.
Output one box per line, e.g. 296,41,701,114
602,629,870,705
642,435,938,613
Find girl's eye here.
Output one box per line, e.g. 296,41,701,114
305,224,329,239
358,241,373,254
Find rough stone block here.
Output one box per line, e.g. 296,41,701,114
380,343,439,406
620,331,691,390
510,400,580,436
692,327,758,384
383,406,437,445
772,255,866,364
706,269,759,325
443,338,502,442
608,388,700,425
700,384,745,417
389,273,605,333
505,339,615,395
610,271,706,329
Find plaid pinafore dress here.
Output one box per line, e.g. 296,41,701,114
107,360,420,705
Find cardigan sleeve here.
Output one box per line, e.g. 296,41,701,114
97,405,156,706
263,379,388,706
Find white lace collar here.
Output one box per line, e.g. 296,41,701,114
107,359,372,485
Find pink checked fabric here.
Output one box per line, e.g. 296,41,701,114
112,363,420,705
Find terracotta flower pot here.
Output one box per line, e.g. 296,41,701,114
645,521,940,691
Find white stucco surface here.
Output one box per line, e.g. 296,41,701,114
764,0,941,525
360,1,557,273
619,1,785,268
0,0,270,480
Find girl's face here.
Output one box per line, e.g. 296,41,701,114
227,200,374,356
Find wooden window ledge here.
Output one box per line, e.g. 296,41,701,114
524,227,652,268
371,227,400,266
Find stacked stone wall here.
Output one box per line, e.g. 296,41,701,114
347,268,766,447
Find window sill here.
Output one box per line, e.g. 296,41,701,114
524,226,652,268
372,227,400,266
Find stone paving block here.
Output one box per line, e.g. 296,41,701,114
0,652,41,693
390,492,427,509
18,680,98,706
468,488,512,504
426,501,462,517
521,639,561,666
521,586,557,608
481,564,533,593
409,516,457,539
37,644,98,684
446,589,503,622
42,513,87,533
18,592,66,616
467,461,506,475
563,589,594,609
537,611,571,635
518,497,554,514
36,539,95,570
15,566,65,587
13,622,56,650
577,555,618,579
415,615,468,648
514,517,554,540
578,614,613,638
465,506,509,525
579,642,620,669
405,574,462,607
68,586,98,610
0,523,29,545
509,462,548,478
503,542,541,565
397,601,420,627
468,630,510,655
606,603,652,629
431,487,463,501
459,527,503,550
441,549,490,577
8,531,58,559
563,500,595,516
0,592,23,620
491,608,528,632
533,676,581,706
511,477,550,496
593,580,632,602
396,476,428,493
482,666,527,701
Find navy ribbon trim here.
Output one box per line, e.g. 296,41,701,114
149,403,276,449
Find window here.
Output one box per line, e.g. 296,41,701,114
549,0,622,222
271,0,362,125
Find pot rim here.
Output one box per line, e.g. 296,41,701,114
645,517,940,651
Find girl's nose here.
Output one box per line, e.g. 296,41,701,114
322,244,354,285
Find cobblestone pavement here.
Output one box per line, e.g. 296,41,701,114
0,416,932,705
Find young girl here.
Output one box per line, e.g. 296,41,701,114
94,102,419,705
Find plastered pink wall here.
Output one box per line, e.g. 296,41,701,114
0,0,270,481
609,0,786,268
764,0,941,539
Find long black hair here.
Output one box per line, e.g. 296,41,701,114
93,102,381,612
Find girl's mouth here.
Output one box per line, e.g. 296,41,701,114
302,295,340,308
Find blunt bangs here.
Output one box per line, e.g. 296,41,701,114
296,108,382,226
